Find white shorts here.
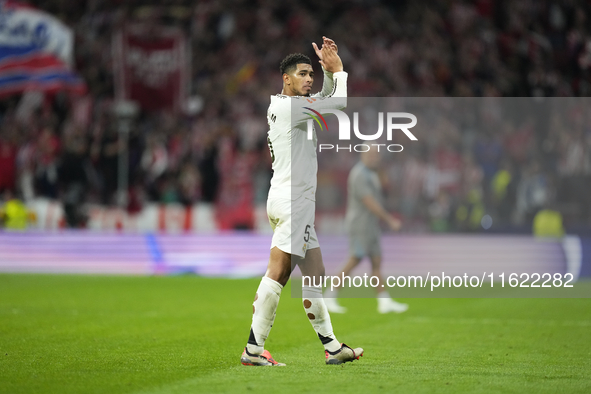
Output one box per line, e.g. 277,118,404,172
267,195,319,258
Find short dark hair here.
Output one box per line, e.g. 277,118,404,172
280,53,311,75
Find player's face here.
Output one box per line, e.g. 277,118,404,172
289,64,314,96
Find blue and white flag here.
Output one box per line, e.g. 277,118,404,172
0,1,85,97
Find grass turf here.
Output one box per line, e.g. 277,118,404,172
0,274,590,393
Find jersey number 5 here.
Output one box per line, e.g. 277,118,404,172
304,225,311,242
267,136,275,163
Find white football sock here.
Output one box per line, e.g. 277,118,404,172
302,286,341,353
246,276,282,355
377,290,392,306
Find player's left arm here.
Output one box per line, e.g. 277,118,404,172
312,67,334,98
311,37,343,97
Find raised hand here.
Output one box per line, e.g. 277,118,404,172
312,37,343,73
312,36,339,61
312,41,323,60
322,36,338,53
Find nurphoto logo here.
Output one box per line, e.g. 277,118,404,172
304,109,418,153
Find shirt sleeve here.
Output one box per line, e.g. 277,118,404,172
311,67,334,98
290,71,348,127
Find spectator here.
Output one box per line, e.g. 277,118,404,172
516,161,550,225
34,127,60,199
0,190,34,231
59,128,90,228
2,0,591,232
0,130,17,194
96,126,121,205
533,207,565,238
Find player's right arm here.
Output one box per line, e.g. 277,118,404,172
311,37,341,98
361,194,402,231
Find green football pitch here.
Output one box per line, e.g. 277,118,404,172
1,274,590,393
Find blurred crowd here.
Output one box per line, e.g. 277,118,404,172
1,0,591,232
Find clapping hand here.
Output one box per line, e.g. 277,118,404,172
312,36,343,73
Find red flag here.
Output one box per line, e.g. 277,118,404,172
113,25,189,113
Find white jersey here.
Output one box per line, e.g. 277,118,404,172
266,69,348,201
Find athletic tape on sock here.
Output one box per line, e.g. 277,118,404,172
302,286,340,352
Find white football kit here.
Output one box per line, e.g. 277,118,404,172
266,69,348,257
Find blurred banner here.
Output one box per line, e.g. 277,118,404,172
113,24,189,113
0,1,85,97
0,232,589,297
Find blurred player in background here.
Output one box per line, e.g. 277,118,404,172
241,37,363,366
324,148,409,314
